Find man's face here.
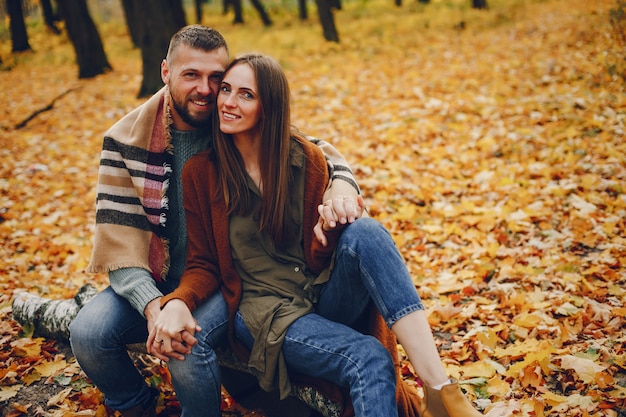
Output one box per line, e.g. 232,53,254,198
161,45,229,131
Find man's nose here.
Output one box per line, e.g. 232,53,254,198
197,78,214,95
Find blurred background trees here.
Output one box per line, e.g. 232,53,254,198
6,0,625,99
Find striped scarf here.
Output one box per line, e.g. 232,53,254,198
87,87,174,281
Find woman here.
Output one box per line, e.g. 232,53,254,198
149,53,483,417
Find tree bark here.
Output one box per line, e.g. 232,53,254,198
120,0,141,48
298,0,308,20
11,286,343,417
56,0,112,78
250,0,273,26
7,0,32,52
231,0,244,24
314,0,339,42
126,0,187,98
194,0,210,23
250,0,272,27
12,284,98,341
472,0,488,9
40,0,61,34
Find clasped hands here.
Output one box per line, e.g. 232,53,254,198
146,298,200,362
145,195,365,359
314,194,366,246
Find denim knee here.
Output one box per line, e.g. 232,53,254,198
340,217,386,241
69,306,97,353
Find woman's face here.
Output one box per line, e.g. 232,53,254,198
217,63,262,138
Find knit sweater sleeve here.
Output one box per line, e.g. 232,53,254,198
306,136,360,194
109,267,162,317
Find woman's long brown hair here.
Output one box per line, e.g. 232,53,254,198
212,53,299,245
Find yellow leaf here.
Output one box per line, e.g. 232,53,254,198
505,341,554,377
513,312,543,328
0,385,22,402
462,360,497,378
541,390,568,407
475,328,500,350
609,384,626,399
486,376,511,397
10,338,43,357
47,387,72,407
22,370,42,386
33,358,68,378
560,355,606,384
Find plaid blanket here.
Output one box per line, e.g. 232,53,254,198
87,87,173,281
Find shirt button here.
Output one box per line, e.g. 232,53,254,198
294,266,300,272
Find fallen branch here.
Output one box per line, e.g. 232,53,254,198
11,285,342,417
15,87,81,129
12,284,98,341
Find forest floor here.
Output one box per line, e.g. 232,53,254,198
1,0,625,415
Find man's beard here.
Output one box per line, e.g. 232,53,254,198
172,97,213,129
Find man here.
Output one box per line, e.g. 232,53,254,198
69,25,360,417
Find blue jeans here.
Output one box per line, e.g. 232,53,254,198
69,287,228,417
235,217,424,417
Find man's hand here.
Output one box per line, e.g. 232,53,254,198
314,194,366,246
146,299,201,362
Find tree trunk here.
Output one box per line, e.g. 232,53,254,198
12,284,98,341
12,286,343,417
40,0,61,34
7,0,32,52
126,0,187,98
472,0,488,9
298,0,308,20
231,0,244,24
250,0,272,26
56,0,112,78
314,0,339,42
194,0,203,23
120,0,141,48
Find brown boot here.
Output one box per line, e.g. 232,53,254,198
421,379,483,417
118,399,157,417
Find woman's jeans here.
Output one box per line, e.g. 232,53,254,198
69,288,228,417
235,217,425,417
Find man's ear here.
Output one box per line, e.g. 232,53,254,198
161,59,169,84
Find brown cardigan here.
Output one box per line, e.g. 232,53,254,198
162,137,422,417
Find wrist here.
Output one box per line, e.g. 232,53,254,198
144,297,162,321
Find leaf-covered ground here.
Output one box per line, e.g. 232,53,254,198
1,0,625,415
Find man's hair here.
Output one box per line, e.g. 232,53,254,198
166,25,228,61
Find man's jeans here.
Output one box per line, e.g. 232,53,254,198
235,217,424,416
69,288,228,417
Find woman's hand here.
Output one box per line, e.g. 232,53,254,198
314,194,366,246
147,299,202,362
